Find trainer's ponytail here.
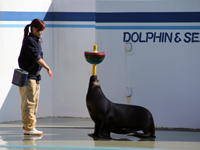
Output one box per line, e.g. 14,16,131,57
22,19,45,42
23,24,31,42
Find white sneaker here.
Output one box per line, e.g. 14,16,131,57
23,128,43,135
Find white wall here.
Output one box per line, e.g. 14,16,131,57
0,0,200,129
0,0,53,122
50,0,96,117
96,0,200,129
0,0,95,122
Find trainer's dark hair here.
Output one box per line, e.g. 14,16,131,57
23,19,45,42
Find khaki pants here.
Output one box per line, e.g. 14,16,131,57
19,79,40,131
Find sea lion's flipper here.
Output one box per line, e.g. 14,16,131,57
128,130,156,138
98,121,112,139
88,123,101,137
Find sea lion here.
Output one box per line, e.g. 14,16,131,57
86,75,156,139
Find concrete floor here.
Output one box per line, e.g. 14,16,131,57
0,117,200,150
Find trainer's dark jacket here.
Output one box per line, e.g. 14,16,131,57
18,33,43,81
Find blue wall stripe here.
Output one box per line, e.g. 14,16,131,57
0,24,95,28
1,11,200,22
0,24,26,28
45,24,95,28
44,12,95,21
96,26,200,30
0,12,46,21
96,12,200,23
0,11,95,22
1,24,199,30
